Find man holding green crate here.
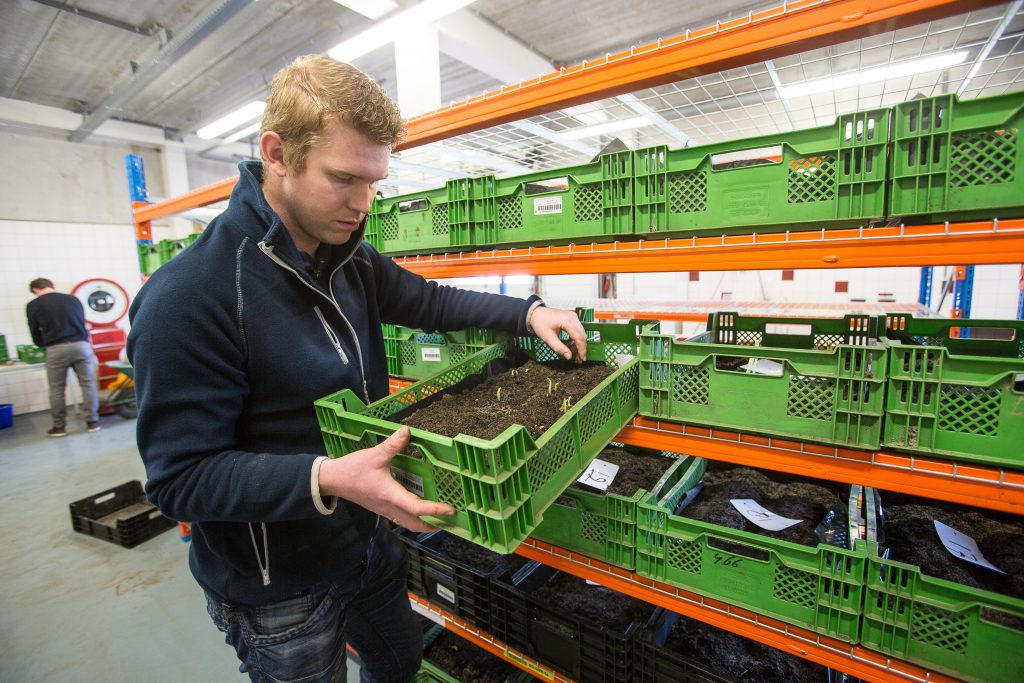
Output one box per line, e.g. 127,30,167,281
128,54,585,683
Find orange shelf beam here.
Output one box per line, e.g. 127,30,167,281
134,176,237,224
399,0,996,149
394,220,1024,278
513,538,959,683
618,417,1024,516
408,593,574,683
594,310,707,322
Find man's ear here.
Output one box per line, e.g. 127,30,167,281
260,131,289,178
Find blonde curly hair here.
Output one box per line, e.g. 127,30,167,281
260,55,405,175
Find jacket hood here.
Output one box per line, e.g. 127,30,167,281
231,160,366,270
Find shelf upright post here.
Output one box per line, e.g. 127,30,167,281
126,154,153,280
1018,264,1023,320
918,266,933,307
950,264,975,337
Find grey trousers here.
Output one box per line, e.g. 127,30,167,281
44,341,99,427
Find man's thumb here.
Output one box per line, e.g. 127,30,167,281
378,426,411,455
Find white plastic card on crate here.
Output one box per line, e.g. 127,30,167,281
934,520,1006,573
576,459,619,492
730,499,802,531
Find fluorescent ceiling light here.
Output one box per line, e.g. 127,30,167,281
222,122,261,144
562,115,652,140
328,0,477,63
196,101,266,139
777,51,970,99
332,0,398,20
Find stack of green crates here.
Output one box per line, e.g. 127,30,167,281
382,325,503,380
881,314,1024,469
633,107,889,236
639,313,889,450
0,334,8,363
315,320,655,553
138,233,201,276
17,344,45,364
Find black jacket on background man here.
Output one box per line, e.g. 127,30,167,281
27,292,89,347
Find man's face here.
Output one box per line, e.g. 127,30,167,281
275,120,390,252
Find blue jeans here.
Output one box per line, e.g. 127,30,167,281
205,530,423,683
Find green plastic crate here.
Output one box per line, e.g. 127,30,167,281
634,108,889,236
315,320,655,553
482,151,633,248
881,314,1024,469
17,344,45,364
365,184,472,256
530,450,697,570
137,242,162,276
383,325,505,380
0,334,8,363
635,459,867,643
889,90,1024,222
639,313,889,450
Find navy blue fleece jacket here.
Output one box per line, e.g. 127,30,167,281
127,161,538,605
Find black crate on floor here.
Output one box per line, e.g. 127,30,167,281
400,529,519,633
69,481,175,548
490,562,658,683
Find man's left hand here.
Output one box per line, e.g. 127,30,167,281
529,307,587,363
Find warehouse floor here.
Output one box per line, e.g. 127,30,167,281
0,412,360,683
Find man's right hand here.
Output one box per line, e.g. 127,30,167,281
318,427,455,532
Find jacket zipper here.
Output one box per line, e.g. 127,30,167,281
314,306,349,365
248,522,271,586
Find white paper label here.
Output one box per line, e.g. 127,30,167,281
435,584,456,604
409,599,445,626
421,347,442,362
533,196,563,215
934,520,1006,573
391,467,425,498
739,358,784,376
730,499,803,531
614,353,635,368
576,459,620,492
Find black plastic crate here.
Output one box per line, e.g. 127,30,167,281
490,562,658,683
69,481,175,548
400,529,527,633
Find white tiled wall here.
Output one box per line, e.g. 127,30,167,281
0,220,144,414
0,365,49,414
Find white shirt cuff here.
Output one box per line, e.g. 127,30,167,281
525,299,545,332
311,456,338,515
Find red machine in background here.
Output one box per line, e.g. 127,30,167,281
72,278,132,415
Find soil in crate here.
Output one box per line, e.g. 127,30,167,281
880,495,1024,600
681,464,845,547
662,614,827,683
573,446,676,497
434,532,531,577
424,629,518,683
534,571,653,635
401,359,614,440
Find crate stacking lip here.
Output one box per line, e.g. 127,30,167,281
858,488,1024,683
635,458,867,643
530,451,698,571
315,320,655,554
889,90,1024,222
633,107,889,237
639,312,889,450
382,325,505,381
881,314,1024,470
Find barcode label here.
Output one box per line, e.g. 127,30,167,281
421,347,442,362
533,196,563,215
391,467,425,498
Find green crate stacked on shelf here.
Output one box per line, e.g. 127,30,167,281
482,150,634,249
315,320,654,553
635,459,869,643
137,233,201,276
365,185,467,256
17,344,45,364
530,450,698,570
881,314,1024,469
858,488,1024,683
889,90,1024,222
639,313,889,450
0,334,9,363
382,325,505,380
633,108,889,236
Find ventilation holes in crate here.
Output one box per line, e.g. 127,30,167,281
787,155,836,203
580,391,615,444
734,331,763,346
773,565,817,609
666,537,702,575
619,365,639,410
573,184,602,222
938,385,1000,436
529,341,560,363
497,195,522,230
450,345,467,364
912,604,969,654
581,511,606,543
414,333,446,345
528,428,575,492
673,366,710,405
787,376,835,421
1019,338,1024,359
399,342,417,368
381,213,399,241
431,203,449,236
814,334,846,351
668,171,708,213
950,130,1017,187
434,466,464,510
604,342,634,366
